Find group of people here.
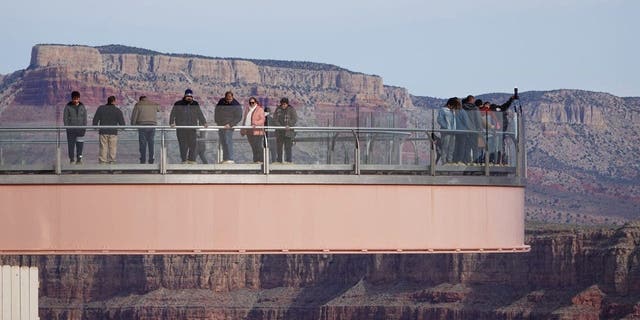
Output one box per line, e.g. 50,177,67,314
437,94,516,165
62,89,298,165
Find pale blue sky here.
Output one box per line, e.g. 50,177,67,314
1,0,637,98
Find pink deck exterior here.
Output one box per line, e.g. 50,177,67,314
0,184,527,254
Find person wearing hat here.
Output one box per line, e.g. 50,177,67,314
272,97,298,163
169,89,207,164
214,91,242,164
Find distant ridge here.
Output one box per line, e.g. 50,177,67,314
94,44,352,72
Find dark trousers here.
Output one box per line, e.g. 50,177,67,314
453,133,472,163
197,141,208,164
247,135,264,162
218,129,234,161
66,129,84,161
137,127,155,163
276,136,293,163
176,129,197,162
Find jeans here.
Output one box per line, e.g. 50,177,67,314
276,136,293,163
218,129,234,161
137,127,155,163
247,135,264,162
440,133,456,164
453,133,471,163
176,129,197,162
66,129,85,162
197,140,208,164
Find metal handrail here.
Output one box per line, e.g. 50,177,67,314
0,123,523,178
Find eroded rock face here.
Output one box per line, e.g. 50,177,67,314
2,223,639,319
30,45,103,73
8,44,399,110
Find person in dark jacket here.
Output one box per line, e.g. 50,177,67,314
169,89,207,164
214,91,242,164
272,97,298,163
453,97,472,164
63,91,88,164
462,95,483,163
490,95,516,164
93,96,126,164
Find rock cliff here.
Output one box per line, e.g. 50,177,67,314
6,44,403,110
2,223,640,319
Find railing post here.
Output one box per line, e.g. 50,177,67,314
263,134,269,174
352,129,360,175
484,112,490,176
430,109,436,176
516,112,526,178
429,131,436,176
329,134,338,165
160,128,167,174
217,130,223,164
55,128,61,174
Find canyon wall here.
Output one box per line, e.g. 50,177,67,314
2,223,640,319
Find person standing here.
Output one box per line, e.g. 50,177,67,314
462,95,483,163
453,98,472,164
214,91,242,164
169,89,207,164
437,97,459,164
93,96,125,164
273,97,298,163
240,97,265,163
63,91,87,164
130,96,160,164
490,95,516,164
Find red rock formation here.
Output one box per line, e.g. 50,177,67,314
6,44,405,113
2,223,639,319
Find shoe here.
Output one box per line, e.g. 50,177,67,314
221,160,235,164
109,161,116,164
75,160,83,165
181,161,188,164
140,160,146,164
148,159,154,164
70,159,75,164
187,160,197,164
99,160,108,165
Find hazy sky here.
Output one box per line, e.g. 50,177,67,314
1,0,637,98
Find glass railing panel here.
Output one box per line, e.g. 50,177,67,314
0,129,57,168
0,108,523,177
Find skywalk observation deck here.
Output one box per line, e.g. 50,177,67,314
0,115,528,254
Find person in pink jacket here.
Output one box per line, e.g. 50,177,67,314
240,97,266,163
